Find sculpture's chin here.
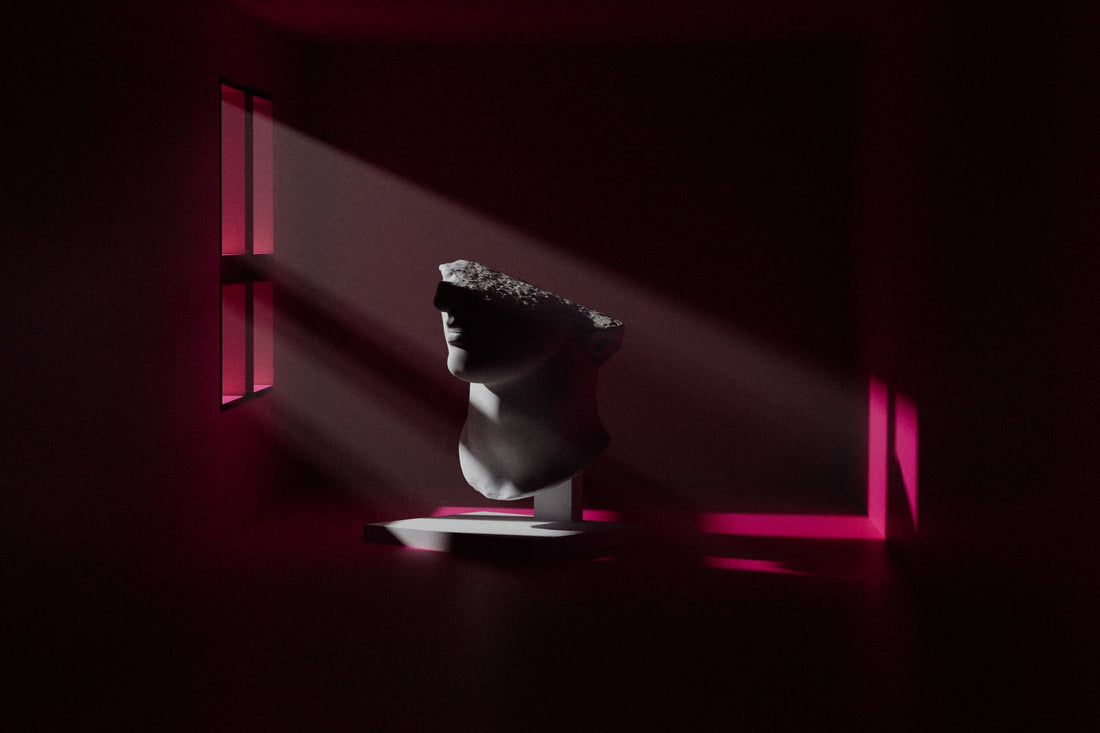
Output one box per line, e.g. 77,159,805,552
445,350,500,385
458,441,546,500
445,349,472,380
475,483,536,501
447,348,546,386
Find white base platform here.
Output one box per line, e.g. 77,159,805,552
364,512,639,560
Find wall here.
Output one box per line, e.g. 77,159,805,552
853,5,1100,725
5,2,1099,727
2,1,299,578
278,42,866,528
274,14,1099,720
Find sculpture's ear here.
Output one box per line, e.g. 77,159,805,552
582,327,624,366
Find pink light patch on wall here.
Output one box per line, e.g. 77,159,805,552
220,85,246,256
700,377,916,542
867,376,889,537
894,391,918,530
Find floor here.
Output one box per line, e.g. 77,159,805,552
13,503,1085,731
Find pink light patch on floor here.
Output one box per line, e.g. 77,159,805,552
867,376,889,537
702,557,805,575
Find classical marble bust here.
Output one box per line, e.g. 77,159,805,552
434,260,624,501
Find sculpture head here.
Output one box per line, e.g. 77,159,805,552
434,260,624,500
434,260,623,387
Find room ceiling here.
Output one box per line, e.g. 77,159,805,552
219,0,877,43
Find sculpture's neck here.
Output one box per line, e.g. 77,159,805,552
460,347,608,500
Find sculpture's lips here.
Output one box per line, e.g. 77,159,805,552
445,329,467,346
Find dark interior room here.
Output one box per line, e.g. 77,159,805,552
5,1,1099,730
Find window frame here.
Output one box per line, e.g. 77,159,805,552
220,80,275,410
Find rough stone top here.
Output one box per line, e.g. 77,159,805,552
438,259,624,332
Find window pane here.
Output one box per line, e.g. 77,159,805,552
252,96,274,255
221,85,246,255
253,280,274,391
222,284,247,403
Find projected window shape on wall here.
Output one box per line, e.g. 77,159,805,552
221,82,274,408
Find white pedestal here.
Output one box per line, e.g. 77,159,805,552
363,511,639,560
533,475,584,522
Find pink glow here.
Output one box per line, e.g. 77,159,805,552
431,506,621,522
221,284,247,401
252,96,274,255
699,378,912,541
577,509,622,522
700,513,882,539
894,392,919,530
220,85,246,256
867,376,888,538
702,557,805,575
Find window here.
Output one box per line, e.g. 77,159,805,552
221,82,274,408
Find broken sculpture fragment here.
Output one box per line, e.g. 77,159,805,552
434,260,624,500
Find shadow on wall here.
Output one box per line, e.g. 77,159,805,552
271,122,868,523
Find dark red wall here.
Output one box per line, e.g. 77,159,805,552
5,2,1100,727
279,41,866,526
3,0,300,575
280,7,1100,716
300,43,856,366
852,5,1100,720
5,0,1096,607
7,0,1093,588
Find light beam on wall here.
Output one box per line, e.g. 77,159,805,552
259,123,884,530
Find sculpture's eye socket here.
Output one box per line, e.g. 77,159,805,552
435,286,499,335
436,284,572,384
433,282,479,314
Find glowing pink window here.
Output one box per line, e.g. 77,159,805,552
221,82,274,408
